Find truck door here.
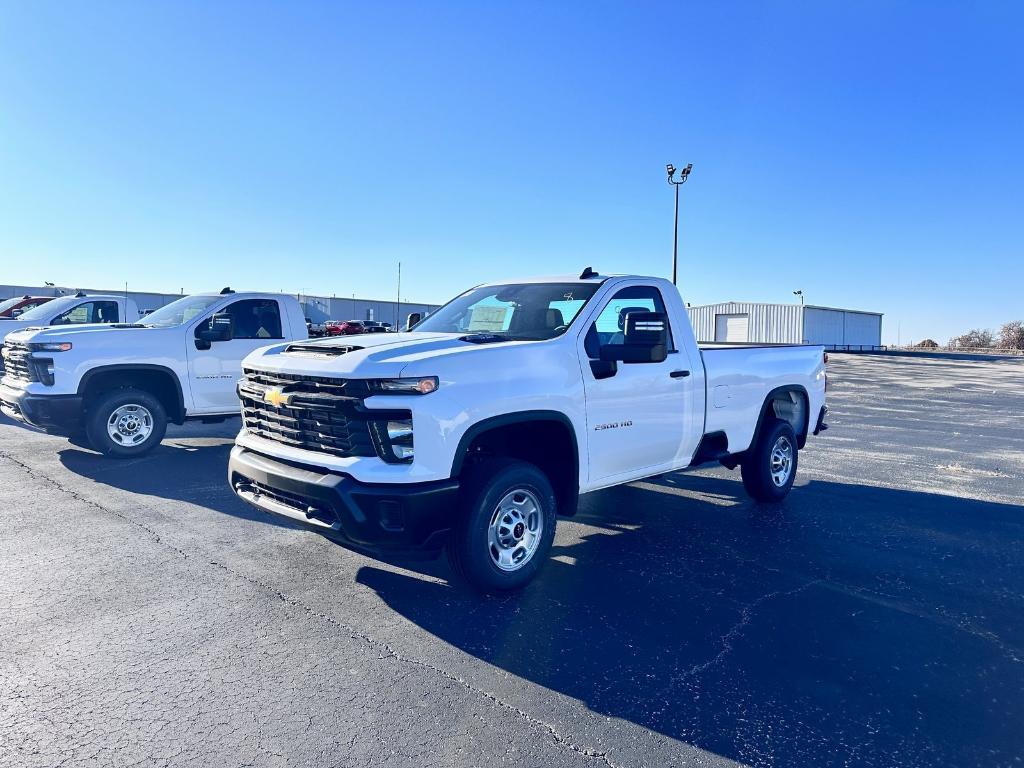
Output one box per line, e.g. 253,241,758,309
579,285,698,485
187,298,285,413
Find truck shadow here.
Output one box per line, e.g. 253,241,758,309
355,475,1024,766
55,421,300,531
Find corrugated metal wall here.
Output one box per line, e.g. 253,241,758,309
689,302,882,346
302,296,439,327
688,302,804,343
840,311,883,346
802,308,845,345
0,284,439,326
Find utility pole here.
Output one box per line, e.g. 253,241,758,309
666,163,693,285
396,261,401,328
793,290,804,305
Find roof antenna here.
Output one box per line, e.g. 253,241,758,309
220,286,234,295
579,266,597,279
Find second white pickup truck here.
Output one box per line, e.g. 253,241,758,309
227,270,828,591
0,289,308,456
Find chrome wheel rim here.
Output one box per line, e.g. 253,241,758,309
488,488,544,572
770,435,794,487
107,404,154,446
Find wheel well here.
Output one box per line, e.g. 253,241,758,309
80,367,184,423
766,387,809,448
458,418,579,516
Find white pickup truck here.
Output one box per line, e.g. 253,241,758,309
0,289,308,456
227,270,828,591
0,293,141,342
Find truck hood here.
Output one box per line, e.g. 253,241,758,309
245,331,547,378
0,318,48,340
4,323,172,345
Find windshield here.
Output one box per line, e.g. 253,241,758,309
414,283,599,340
15,296,76,321
142,295,224,328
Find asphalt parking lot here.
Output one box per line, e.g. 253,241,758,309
1,354,1022,768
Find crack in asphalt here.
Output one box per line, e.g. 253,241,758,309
676,580,823,684
0,449,619,768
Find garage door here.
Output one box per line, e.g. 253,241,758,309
714,313,749,343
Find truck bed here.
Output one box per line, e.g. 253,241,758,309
699,343,827,456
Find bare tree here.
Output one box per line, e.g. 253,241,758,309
949,329,994,348
999,321,1024,350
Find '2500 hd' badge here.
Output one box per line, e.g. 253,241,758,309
594,420,633,431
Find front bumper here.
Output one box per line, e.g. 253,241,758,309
0,382,83,434
228,446,459,557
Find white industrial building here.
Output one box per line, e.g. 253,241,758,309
688,302,883,349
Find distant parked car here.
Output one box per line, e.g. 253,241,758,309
0,296,55,319
363,321,391,334
326,320,366,336
305,317,327,337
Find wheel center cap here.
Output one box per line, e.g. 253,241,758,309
513,522,525,539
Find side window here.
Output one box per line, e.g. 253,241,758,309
52,301,118,325
584,286,673,358
199,299,282,340
94,301,119,323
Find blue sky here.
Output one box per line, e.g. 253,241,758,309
1,2,1021,344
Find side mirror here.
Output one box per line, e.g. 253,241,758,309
198,313,234,343
406,312,422,331
598,311,668,364
11,309,23,318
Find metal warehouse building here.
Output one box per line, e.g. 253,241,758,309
688,302,883,349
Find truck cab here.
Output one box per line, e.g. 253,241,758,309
0,293,140,343
227,271,827,592
0,289,308,456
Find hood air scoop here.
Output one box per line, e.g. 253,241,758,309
283,343,364,357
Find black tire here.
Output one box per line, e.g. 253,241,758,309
447,457,557,593
741,417,798,502
84,388,168,458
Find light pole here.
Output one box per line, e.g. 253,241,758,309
666,163,693,285
793,290,804,305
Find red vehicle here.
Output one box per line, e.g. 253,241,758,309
325,320,366,336
0,295,55,319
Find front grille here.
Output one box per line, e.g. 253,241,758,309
0,342,35,384
238,368,377,458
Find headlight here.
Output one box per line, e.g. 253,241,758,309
372,377,438,394
30,342,72,352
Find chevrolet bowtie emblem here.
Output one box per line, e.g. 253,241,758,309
263,387,293,408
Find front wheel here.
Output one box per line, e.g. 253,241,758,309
85,388,168,458
447,458,557,593
740,417,798,502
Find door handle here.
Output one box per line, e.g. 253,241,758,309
670,370,690,378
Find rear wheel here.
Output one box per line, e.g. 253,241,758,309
85,388,167,458
740,417,798,502
447,458,557,593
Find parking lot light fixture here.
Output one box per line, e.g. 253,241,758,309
666,163,693,285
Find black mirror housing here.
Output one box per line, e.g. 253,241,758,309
198,312,234,342
598,311,668,364
406,312,422,331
